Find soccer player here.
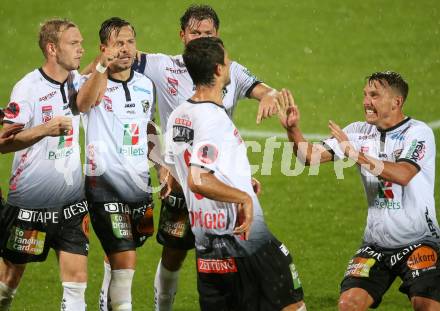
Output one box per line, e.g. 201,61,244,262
277,72,440,310
131,5,278,310
165,36,306,311
76,17,156,311
0,19,88,310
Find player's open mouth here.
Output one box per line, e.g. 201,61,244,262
365,108,376,115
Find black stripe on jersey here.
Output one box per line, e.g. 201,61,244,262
377,117,411,133
132,53,147,74
108,70,134,102
187,99,226,111
38,68,68,103
189,163,215,174
396,158,421,172
320,141,335,161
245,81,262,98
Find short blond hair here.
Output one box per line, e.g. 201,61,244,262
39,18,77,57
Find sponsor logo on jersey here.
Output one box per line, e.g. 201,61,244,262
234,128,243,144
405,140,426,162
42,105,53,123
167,77,178,96
18,209,59,223
356,245,384,261
189,208,226,230
406,246,438,270
173,125,194,143
165,67,187,74
123,123,139,145
39,91,57,102
9,152,28,191
4,102,20,119
141,100,150,113
197,144,218,165
133,85,151,94
390,131,406,141
345,257,376,277
103,96,113,112
6,226,46,255
425,208,440,239
106,86,119,93
393,148,403,159
125,103,136,108
104,202,130,214
47,129,74,160
358,133,377,140
390,244,421,266
375,179,401,209
111,214,133,239
197,258,237,274
63,201,88,220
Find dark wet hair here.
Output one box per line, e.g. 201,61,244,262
367,71,409,102
180,4,220,31
99,17,136,44
183,37,224,86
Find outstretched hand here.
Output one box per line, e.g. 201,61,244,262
328,120,357,159
233,196,253,240
277,89,300,130
256,90,279,124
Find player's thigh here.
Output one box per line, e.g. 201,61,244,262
57,250,87,282
340,244,395,309
0,258,26,288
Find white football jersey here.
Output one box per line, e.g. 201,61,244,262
3,69,84,209
165,100,273,258
324,118,439,248
133,53,260,131
82,70,156,203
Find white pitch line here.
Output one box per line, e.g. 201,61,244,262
241,119,440,139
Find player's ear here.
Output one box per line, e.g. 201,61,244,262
99,44,106,53
179,30,185,44
394,95,404,110
46,42,57,57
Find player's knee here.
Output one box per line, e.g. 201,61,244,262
0,282,17,311
411,296,440,311
338,295,363,311
109,269,135,311
61,282,87,311
161,248,187,271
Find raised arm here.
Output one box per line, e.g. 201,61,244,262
188,166,253,239
277,89,333,165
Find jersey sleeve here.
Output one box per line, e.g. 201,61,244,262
164,112,175,165
189,111,224,173
321,122,360,161
3,80,34,125
396,125,435,171
133,53,164,82
231,62,262,100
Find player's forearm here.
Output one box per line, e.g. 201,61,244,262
352,152,416,186
188,168,251,204
76,72,107,113
0,124,47,153
250,83,276,100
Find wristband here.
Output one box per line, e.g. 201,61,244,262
95,62,107,74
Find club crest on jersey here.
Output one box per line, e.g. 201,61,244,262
103,95,113,112
197,144,218,165
4,102,20,119
167,77,178,96
141,100,150,113
41,105,53,123
378,179,394,199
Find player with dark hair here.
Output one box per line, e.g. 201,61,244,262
164,36,306,311
278,71,440,311
76,17,156,311
0,19,88,310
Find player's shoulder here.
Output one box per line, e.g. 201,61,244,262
344,121,375,134
407,118,434,137
13,69,41,90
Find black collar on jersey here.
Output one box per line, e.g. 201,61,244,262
377,117,411,133
187,98,226,111
38,68,68,103
108,69,135,102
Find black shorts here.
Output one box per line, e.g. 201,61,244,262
89,197,154,255
341,242,440,308
197,239,304,311
0,200,89,264
156,192,194,250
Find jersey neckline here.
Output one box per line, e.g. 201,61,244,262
187,98,226,111
377,117,411,133
38,68,67,86
108,69,135,84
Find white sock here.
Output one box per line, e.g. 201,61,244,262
61,282,87,311
99,261,112,311
109,269,135,311
154,260,179,311
0,282,17,311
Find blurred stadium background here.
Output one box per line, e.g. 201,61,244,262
0,0,439,310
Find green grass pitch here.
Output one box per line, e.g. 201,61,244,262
0,0,439,310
